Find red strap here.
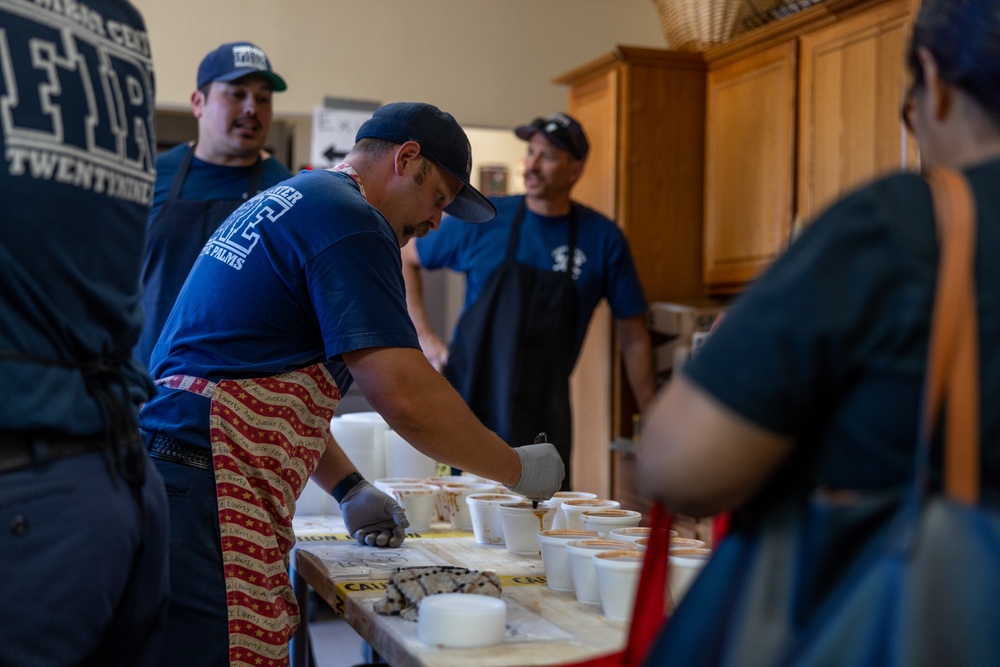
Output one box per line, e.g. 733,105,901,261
622,504,672,664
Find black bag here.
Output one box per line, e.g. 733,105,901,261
644,167,1000,666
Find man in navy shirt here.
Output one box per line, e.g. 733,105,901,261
139,102,565,666
135,41,292,366
402,112,656,485
0,1,168,663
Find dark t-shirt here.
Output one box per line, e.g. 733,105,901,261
684,160,1000,498
148,142,293,221
0,0,155,434
139,169,420,447
416,195,648,365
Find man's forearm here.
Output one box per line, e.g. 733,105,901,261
344,346,522,487
618,314,656,413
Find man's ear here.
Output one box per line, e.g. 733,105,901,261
191,88,207,119
917,46,952,123
393,141,423,175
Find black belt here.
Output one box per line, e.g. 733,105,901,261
0,432,107,474
142,429,213,471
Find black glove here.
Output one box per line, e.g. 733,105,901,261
339,479,409,547
510,443,566,501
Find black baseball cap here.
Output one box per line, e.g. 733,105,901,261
514,112,589,160
356,102,496,223
197,42,287,92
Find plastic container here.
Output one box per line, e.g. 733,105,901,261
417,593,506,648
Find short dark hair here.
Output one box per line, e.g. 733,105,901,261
352,136,398,159
908,0,1000,129
352,137,433,179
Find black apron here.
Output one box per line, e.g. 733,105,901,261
444,198,578,488
135,144,263,366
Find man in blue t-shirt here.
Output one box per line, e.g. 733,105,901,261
138,102,565,666
402,112,656,485
0,1,168,663
135,41,293,367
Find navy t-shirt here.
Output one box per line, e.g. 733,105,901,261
149,142,293,221
415,195,648,364
0,0,156,434
684,160,1000,499
139,169,420,447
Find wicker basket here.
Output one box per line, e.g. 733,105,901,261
652,0,785,51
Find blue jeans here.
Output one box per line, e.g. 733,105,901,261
153,457,230,667
0,450,169,666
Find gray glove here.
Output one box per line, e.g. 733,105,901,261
510,443,566,501
339,480,409,547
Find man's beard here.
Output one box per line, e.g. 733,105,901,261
402,221,431,240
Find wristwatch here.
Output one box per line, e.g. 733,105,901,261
331,471,365,503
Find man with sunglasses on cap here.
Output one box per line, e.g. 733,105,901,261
135,41,293,367
137,102,565,666
402,112,656,488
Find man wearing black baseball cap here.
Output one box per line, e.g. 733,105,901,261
138,102,564,666
355,102,496,224
403,111,656,488
135,41,293,367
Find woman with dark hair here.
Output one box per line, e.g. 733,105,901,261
637,0,1000,663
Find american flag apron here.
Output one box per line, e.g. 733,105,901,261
157,364,340,666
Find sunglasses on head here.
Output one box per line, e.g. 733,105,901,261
542,117,584,159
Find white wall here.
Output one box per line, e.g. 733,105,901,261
132,0,667,129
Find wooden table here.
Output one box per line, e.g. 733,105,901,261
291,518,628,667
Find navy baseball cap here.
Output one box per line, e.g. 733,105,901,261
197,42,287,92
356,102,496,223
515,112,589,160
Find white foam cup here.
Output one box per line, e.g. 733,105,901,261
466,493,523,545
593,550,645,621
496,501,556,555
668,548,712,606
563,539,626,605
536,529,600,591
580,509,643,537
609,527,652,544
441,482,500,530
548,491,599,530
560,499,621,531
385,483,439,532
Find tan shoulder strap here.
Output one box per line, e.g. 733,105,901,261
924,167,980,504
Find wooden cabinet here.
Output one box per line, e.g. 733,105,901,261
551,0,919,504
554,47,707,500
703,0,917,294
797,0,919,222
703,41,797,291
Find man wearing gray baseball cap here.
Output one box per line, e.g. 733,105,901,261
138,102,563,666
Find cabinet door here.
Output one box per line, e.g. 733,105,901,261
704,41,797,291
797,0,918,223
566,67,618,499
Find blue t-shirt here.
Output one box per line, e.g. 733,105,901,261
149,142,293,221
139,169,420,447
135,144,293,367
0,0,156,435
415,195,648,363
684,160,1000,500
